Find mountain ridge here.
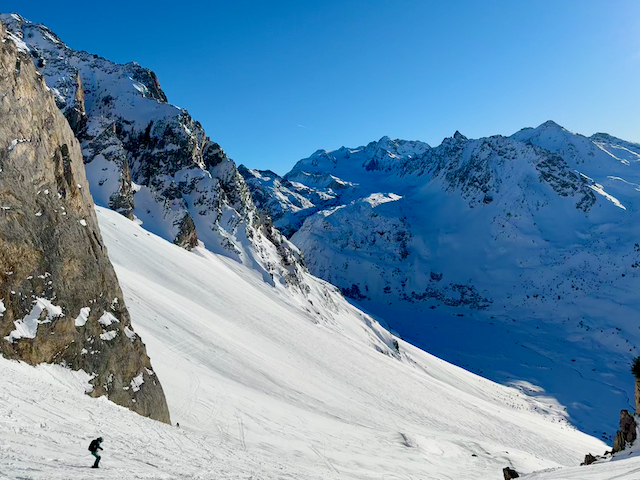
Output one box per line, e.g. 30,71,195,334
1,12,316,299
240,121,640,437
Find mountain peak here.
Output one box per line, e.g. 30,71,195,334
0,17,170,423
1,12,25,23
538,120,565,130
374,136,395,150
453,130,468,141
590,132,615,141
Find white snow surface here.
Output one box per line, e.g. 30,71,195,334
74,307,90,327
99,330,118,341
522,457,640,480
7,138,27,152
129,372,144,392
4,297,63,342
98,312,119,327
0,206,618,479
6,30,29,53
523,436,640,479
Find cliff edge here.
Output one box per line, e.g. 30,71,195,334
0,20,170,424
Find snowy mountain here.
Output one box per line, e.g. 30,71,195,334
1,13,307,293
240,123,640,438
3,11,640,478
0,20,169,422
0,205,617,479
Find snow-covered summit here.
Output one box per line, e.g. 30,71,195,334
513,120,640,171
512,120,640,211
0,14,167,123
290,136,432,174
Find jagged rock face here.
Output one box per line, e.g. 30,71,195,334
238,166,328,238
174,213,198,250
612,410,637,453
0,21,170,424
503,467,519,479
63,71,87,136
3,13,307,291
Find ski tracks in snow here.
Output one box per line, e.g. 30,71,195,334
235,413,247,450
308,444,339,475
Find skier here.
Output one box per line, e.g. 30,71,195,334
88,437,103,468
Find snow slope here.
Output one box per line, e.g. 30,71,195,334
523,456,640,480
0,206,613,479
240,124,640,439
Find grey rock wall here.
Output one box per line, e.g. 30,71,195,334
0,21,170,424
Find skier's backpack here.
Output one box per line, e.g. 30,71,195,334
88,439,98,452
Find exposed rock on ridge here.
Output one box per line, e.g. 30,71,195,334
2,13,308,293
0,20,170,424
612,410,637,453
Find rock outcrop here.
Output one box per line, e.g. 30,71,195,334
612,410,637,453
63,71,87,136
174,213,198,250
503,466,519,479
0,20,170,423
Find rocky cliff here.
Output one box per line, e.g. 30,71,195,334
0,20,170,423
1,13,307,293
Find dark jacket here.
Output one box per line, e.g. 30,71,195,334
88,439,103,452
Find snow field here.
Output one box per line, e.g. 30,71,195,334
97,207,606,478
522,454,640,480
0,206,619,479
0,356,315,479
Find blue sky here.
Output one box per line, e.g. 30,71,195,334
7,1,640,174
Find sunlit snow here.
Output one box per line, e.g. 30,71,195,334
98,312,119,326
0,206,633,479
4,298,63,342
74,307,90,327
